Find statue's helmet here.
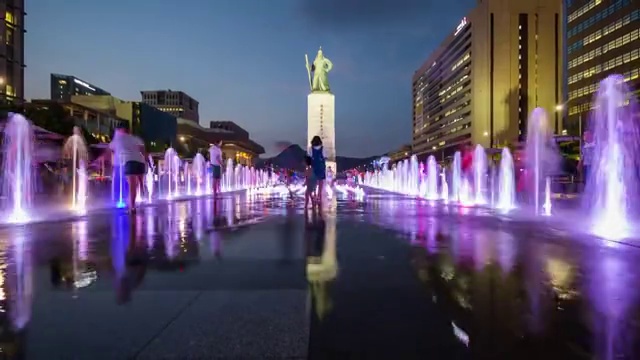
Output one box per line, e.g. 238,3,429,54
316,47,324,59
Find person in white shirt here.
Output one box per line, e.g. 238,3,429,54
95,125,146,212
209,140,223,196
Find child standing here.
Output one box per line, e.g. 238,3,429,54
304,156,316,209
309,136,326,210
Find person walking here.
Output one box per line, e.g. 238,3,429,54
209,140,223,197
309,136,326,210
95,125,146,213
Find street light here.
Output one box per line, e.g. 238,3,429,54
180,136,186,142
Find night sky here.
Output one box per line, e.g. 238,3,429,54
26,0,475,157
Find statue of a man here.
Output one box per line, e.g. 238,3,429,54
306,47,333,93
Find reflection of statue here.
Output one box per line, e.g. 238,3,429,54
305,47,334,93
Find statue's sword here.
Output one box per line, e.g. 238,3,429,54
305,54,312,91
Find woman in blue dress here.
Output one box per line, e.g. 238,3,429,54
309,136,326,209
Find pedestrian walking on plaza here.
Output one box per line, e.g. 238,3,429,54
309,136,326,210
95,125,146,213
209,140,223,198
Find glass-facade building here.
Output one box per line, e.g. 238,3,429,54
412,18,472,159
565,0,640,135
50,74,110,101
413,0,563,160
0,0,25,104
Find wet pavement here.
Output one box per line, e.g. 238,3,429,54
0,192,639,359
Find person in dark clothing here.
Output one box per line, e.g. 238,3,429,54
309,136,326,210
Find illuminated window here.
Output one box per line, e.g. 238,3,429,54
568,28,640,69
6,85,15,97
567,0,631,37
568,0,603,23
4,11,15,25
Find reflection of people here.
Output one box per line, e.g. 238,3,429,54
113,218,148,304
209,140,223,197
305,211,338,321
304,156,316,209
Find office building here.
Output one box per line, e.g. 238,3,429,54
0,0,25,104
51,74,110,101
177,120,264,164
413,0,563,159
30,99,127,141
566,0,640,135
141,90,200,122
71,95,177,150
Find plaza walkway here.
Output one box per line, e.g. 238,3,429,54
0,193,638,359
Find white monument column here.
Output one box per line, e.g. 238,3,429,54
307,93,336,172
305,47,336,173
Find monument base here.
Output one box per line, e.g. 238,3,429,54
308,92,336,173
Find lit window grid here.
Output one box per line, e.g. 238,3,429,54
568,50,640,100
567,9,639,55
567,0,630,37
568,28,639,70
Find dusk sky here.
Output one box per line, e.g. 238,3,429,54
26,0,475,157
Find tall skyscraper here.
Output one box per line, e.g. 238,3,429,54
0,0,25,104
140,90,200,122
413,0,563,159
565,0,640,136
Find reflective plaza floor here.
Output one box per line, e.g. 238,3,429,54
0,190,639,359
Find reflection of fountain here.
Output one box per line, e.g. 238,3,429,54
2,114,34,223
589,251,638,360
8,231,33,331
496,148,516,212
584,75,640,239
63,129,88,213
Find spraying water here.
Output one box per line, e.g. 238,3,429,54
496,148,516,212
2,114,35,223
441,171,449,203
452,151,462,202
543,177,552,216
584,75,640,239
525,108,560,214
145,155,154,202
426,156,438,200
473,145,487,205
63,127,88,213
192,153,206,195
163,148,179,199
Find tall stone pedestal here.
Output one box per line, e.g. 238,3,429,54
307,92,336,173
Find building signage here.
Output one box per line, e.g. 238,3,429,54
454,17,468,36
73,78,95,91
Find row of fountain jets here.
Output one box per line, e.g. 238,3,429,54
2,113,279,222
361,75,640,240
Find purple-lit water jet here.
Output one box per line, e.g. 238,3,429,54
584,75,640,239
496,148,516,212
2,113,35,223
525,108,560,215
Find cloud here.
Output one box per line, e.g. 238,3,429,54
298,0,436,30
